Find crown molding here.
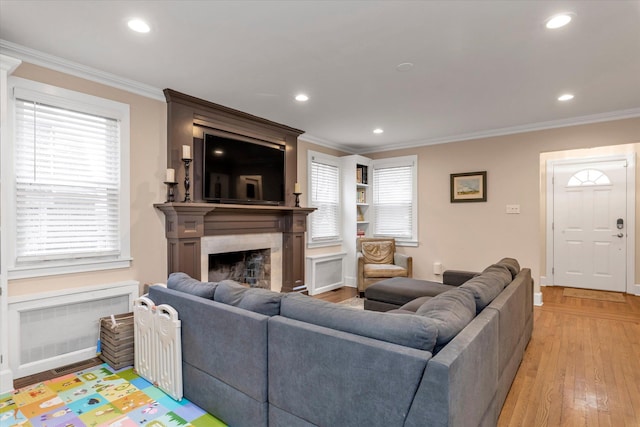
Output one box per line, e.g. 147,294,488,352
0,40,165,101
361,108,640,154
298,133,356,154
0,54,22,74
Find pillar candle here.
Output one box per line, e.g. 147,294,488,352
182,145,191,159
166,168,175,182
294,182,301,193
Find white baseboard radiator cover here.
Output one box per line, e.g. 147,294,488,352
8,281,139,379
306,252,347,296
134,296,182,401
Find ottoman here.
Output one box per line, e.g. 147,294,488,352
363,270,478,312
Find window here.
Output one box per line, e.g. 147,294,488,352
372,155,418,246
5,78,131,278
567,169,611,186
308,151,341,247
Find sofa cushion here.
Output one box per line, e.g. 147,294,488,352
167,272,217,299
498,257,520,278
482,264,513,288
214,280,283,316
365,277,455,306
238,288,284,316
363,263,408,278
281,293,438,352
416,288,476,347
399,296,433,312
214,280,249,305
361,241,394,264
460,272,506,313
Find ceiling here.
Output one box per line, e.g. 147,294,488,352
1,1,639,153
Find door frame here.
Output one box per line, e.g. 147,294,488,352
545,154,636,294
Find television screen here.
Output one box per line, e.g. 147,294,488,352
202,133,285,204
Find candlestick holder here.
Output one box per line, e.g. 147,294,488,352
182,158,192,202
293,192,302,208
163,181,178,203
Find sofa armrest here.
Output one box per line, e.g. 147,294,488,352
394,253,413,277
442,270,479,286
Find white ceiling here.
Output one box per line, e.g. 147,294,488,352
1,0,639,153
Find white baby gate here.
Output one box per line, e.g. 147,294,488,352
133,296,183,400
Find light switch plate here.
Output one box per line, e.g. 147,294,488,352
506,204,520,214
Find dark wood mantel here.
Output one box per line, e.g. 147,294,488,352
155,202,315,292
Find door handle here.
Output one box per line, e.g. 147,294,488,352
612,233,624,238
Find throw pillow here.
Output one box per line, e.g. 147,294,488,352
416,288,476,347
167,272,217,300
361,241,394,264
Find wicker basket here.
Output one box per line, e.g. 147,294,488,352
99,312,134,370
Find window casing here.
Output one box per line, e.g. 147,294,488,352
308,151,342,247
372,155,418,246
4,77,131,278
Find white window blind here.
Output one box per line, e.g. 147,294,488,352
309,156,341,242
14,98,121,262
372,158,416,241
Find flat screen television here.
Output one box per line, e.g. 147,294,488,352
202,133,286,204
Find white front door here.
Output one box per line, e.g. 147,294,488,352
552,160,627,292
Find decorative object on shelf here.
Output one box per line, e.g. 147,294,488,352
450,171,487,203
356,164,368,184
357,188,366,204
293,182,302,207
164,181,178,203
357,206,365,221
166,168,175,182
182,145,192,203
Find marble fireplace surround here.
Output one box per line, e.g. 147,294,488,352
201,233,282,292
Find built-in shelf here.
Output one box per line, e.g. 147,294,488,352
357,221,370,224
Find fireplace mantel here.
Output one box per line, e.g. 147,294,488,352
155,202,314,292
160,90,312,292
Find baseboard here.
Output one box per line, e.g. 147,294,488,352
632,283,640,296
344,276,356,288
534,292,543,306
308,283,342,296
0,368,14,393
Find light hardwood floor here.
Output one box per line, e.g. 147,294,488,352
498,286,640,427
313,285,640,426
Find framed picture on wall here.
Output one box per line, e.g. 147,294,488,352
450,171,487,203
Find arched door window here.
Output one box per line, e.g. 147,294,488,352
567,169,611,187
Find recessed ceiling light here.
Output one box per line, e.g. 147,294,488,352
295,94,309,102
396,62,414,72
373,128,384,134
128,18,150,33
545,13,573,29
558,93,574,101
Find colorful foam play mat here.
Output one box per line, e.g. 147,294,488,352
0,364,226,427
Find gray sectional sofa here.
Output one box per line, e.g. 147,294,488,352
148,258,533,427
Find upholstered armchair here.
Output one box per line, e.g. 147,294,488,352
356,238,412,294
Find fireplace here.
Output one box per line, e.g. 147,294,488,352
201,233,283,292
208,249,271,288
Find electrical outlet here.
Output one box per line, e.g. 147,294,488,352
506,204,520,214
